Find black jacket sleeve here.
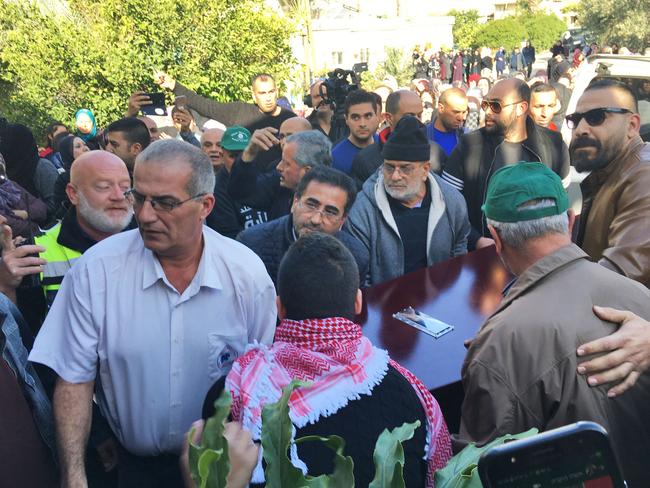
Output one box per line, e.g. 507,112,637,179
227,158,281,212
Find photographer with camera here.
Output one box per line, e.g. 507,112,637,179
306,80,335,143
332,89,380,175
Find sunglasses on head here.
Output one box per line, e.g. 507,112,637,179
565,107,633,129
480,99,523,114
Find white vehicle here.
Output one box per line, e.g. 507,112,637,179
562,54,650,146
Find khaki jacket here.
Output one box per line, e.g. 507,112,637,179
578,138,650,287
460,244,650,486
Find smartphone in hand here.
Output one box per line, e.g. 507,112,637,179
478,422,626,488
141,92,166,116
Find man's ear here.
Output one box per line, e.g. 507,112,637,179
354,289,362,315
567,208,576,235
276,295,286,320
488,224,502,254
518,101,529,117
66,183,79,206
131,142,143,155
628,113,641,136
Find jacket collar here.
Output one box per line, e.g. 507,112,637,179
580,136,644,198
57,207,99,253
491,244,588,318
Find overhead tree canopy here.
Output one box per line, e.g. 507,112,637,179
474,17,528,51
0,0,295,140
578,0,650,53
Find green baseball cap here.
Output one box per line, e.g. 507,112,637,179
221,125,250,151
482,162,569,223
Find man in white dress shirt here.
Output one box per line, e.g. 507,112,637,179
29,139,277,488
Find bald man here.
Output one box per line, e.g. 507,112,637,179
351,89,447,188
35,151,134,306
201,128,225,170
426,87,468,156
441,78,570,250
227,118,323,220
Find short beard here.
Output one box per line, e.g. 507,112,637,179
384,179,423,203
570,136,619,173
77,192,133,234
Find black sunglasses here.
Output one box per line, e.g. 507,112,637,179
480,99,523,114
565,107,633,129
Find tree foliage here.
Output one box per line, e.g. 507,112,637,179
578,0,650,53
474,17,527,51
468,12,564,51
0,0,294,140
449,9,481,51
520,13,566,51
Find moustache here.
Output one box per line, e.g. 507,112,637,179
570,137,601,151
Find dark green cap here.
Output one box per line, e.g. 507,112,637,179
482,162,569,223
221,125,250,151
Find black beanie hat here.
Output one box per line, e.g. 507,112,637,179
382,115,430,162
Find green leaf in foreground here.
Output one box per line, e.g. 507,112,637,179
261,379,311,487
369,420,421,488
188,389,233,488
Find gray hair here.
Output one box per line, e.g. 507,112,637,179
135,139,215,196
487,198,569,248
285,130,332,168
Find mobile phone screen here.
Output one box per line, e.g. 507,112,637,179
480,424,625,488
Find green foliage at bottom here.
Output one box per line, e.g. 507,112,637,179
189,380,423,488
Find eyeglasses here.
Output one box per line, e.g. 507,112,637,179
480,99,523,114
124,189,206,212
565,107,633,129
296,200,342,222
383,162,418,176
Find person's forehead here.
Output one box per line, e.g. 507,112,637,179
576,88,633,111
134,160,192,192
302,181,347,206
74,154,129,183
282,141,297,159
310,82,324,97
107,130,128,142
253,79,276,93
444,94,469,110
203,130,224,143
280,118,307,133
487,82,512,99
384,159,421,166
348,102,375,115
531,90,557,104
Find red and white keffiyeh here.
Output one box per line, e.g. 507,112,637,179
225,317,452,486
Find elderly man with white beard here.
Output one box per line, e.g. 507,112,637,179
344,116,470,285
35,150,134,306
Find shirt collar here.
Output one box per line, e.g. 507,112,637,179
141,227,223,292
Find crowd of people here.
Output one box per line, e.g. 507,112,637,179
1,33,650,488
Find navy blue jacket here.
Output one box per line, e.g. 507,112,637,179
238,215,370,287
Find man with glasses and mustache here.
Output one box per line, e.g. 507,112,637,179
442,78,570,250
29,140,276,487
569,79,650,287
345,116,470,286
237,165,369,286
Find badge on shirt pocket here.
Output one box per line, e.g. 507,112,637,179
208,333,240,380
